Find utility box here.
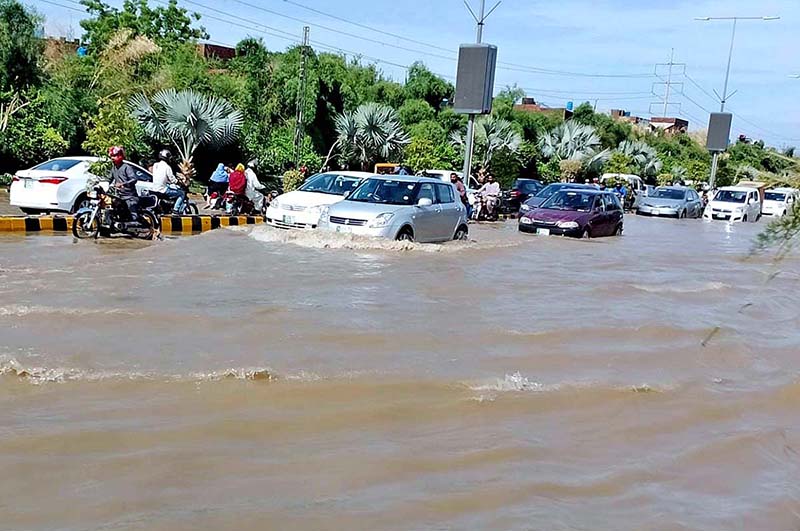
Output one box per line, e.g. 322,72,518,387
454,44,497,114
706,112,733,152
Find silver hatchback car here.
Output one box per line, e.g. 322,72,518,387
318,175,469,242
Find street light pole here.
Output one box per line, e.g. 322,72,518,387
695,15,780,188
461,0,486,191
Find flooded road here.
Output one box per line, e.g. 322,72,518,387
2,217,799,530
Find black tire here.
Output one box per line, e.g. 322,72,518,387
184,202,199,215
136,211,159,240
396,227,414,242
454,225,469,241
742,215,748,222
70,194,91,214
581,227,591,239
20,207,43,215
614,224,624,236
679,210,686,219
72,211,99,239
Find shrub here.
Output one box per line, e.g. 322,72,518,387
282,169,304,192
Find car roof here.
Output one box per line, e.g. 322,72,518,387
719,186,757,192
370,175,444,184
553,187,604,195
318,171,376,178
657,185,689,190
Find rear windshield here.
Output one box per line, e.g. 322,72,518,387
515,180,541,193
32,159,83,172
653,188,686,200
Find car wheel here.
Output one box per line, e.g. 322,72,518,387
20,207,43,215
756,214,762,222
679,210,686,219
396,227,414,242
71,194,91,214
581,228,591,239
742,214,748,222
614,224,623,236
453,225,468,241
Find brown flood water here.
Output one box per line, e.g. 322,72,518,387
1,216,800,530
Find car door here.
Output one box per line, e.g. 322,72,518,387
589,196,610,236
748,191,760,221
412,183,438,242
601,194,621,235
435,183,462,240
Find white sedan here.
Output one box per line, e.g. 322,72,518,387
10,156,155,214
266,171,373,229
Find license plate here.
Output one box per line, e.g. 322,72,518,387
282,215,294,225
536,228,550,236
335,225,352,233
23,179,33,189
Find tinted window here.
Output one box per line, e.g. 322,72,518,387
349,179,417,205
765,192,786,202
417,183,437,203
32,159,83,172
299,173,362,195
435,184,455,204
516,180,541,193
604,194,620,211
714,190,747,203
542,191,596,212
653,188,686,200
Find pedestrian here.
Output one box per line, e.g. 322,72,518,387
451,172,471,220
205,163,229,209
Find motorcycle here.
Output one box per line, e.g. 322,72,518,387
223,190,267,216
149,185,199,216
474,193,500,221
72,182,160,240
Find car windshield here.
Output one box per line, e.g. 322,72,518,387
535,184,568,199
714,190,747,203
299,173,362,195
32,159,83,172
541,190,596,212
348,178,418,205
653,188,686,200
765,192,786,202
516,180,541,193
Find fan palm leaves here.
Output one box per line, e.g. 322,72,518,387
618,140,663,177
539,121,602,161
327,103,409,171
130,89,243,180
450,116,522,167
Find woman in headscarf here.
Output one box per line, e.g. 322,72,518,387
205,163,230,209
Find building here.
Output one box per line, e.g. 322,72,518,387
513,97,574,120
649,117,689,135
610,109,650,126
196,43,237,61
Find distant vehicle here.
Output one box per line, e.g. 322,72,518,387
318,175,468,243
10,156,154,215
418,169,479,205
762,188,798,218
636,186,704,218
703,186,762,223
266,171,371,229
600,173,645,209
506,178,543,212
519,188,623,238
520,182,594,212
374,163,403,175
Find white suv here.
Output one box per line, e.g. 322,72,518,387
762,188,798,218
703,186,762,223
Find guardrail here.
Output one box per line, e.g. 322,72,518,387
0,215,265,233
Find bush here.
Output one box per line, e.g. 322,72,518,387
398,98,435,126
0,173,12,186
282,169,304,192
559,159,583,182
82,97,149,160
0,91,68,171
245,125,321,176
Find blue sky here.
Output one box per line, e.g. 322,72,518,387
33,0,800,147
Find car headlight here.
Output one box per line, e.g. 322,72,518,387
368,212,394,228
307,205,322,216
556,220,579,229
520,216,533,225
520,204,530,212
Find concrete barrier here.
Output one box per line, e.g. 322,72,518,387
0,215,264,233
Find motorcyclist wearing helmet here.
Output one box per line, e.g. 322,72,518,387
152,149,186,214
109,146,140,221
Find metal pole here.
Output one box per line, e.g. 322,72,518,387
461,0,486,191
709,151,719,190
720,18,737,111
293,26,310,167
663,48,674,117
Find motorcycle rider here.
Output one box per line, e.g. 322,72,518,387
244,160,266,212
477,173,501,218
152,149,186,214
109,146,140,222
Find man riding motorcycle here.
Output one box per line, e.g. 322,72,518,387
244,160,267,212
109,146,140,222
476,173,501,219
151,149,186,215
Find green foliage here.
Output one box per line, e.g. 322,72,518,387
83,97,149,159
79,0,208,52
88,157,112,180
540,120,601,161
436,107,466,135
409,120,446,144
404,62,454,110
488,146,522,189
559,159,584,182
0,0,43,91
0,91,67,169
0,172,12,186
452,116,522,169
656,173,673,185
536,157,561,184
398,98,434,126
403,136,459,173
282,169,304,192
334,102,408,170
605,152,634,174
244,125,321,175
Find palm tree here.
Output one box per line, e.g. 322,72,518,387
130,89,243,181
323,103,409,171
618,140,663,178
539,121,602,161
450,116,522,169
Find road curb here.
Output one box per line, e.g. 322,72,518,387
0,215,265,233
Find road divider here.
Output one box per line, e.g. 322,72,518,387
0,215,265,234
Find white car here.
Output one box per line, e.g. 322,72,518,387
266,171,372,229
762,188,798,218
703,186,762,223
10,156,155,214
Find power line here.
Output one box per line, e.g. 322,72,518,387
33,0,84,13
683,73,719,104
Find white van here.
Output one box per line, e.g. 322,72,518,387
703,186,762,223
600,173,645,209
762,188,798,217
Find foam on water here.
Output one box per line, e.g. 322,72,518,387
0,304,143,318
631,281,731,294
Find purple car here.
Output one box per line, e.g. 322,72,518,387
518,188,624,238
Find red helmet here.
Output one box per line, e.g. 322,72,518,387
108,146,125,158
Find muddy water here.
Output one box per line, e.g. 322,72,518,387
2,217,799,530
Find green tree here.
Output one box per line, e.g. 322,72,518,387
452,116,522,168
540,121,601,160
79,0,208,52
130,89,243,180
83,97,149,160
404,62,454,110
0,91,67,170
403,136,459,173
329,102,409,171
244,125,321,175
398,98,434,126
605,151,633,174
0,0,43,91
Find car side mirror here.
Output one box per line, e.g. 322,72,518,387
417,198,433,207
343,191,351,198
